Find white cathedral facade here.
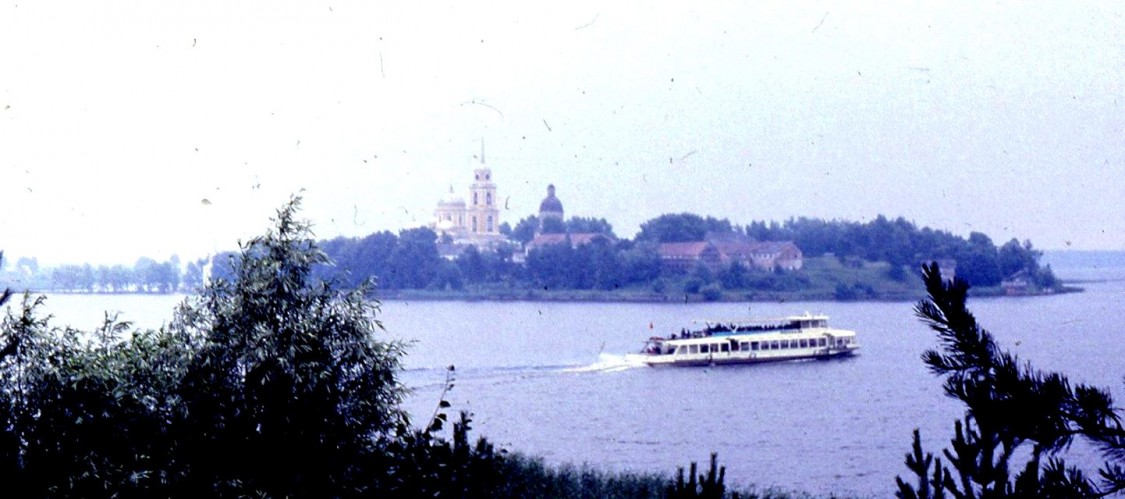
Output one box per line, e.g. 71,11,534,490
432,150,506,249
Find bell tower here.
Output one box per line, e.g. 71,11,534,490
468,139,499,235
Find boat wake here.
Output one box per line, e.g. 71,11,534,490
562,353,648,373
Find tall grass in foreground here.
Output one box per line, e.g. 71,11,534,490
490,452,809,499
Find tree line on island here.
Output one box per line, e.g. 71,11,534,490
271,213,1058,298
1,200,1121,498
2,213,1057,299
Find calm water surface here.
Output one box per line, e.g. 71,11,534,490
10,263,1125,497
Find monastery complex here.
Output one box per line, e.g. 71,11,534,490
430,150,804,272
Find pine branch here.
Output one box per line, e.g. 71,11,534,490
908,261,1119,497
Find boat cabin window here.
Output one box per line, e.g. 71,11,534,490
770,340,780,349
676,346,686,354
799,339,808,348
740,341,749,351
700,344,710,354
818,338,827,347
780,340,789,349
750,341,758,351
720,343,730,353
689,345,699,354
730,342,739,352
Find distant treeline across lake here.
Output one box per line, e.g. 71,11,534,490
3,215,1078,300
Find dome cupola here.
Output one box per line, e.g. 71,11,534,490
538,184,564,217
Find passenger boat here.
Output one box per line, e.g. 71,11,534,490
637,313,859,367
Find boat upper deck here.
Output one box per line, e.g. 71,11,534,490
691,313,830,336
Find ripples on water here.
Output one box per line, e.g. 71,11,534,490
392,266,1125,497
10,261,1125,497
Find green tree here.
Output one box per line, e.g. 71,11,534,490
78,264,96,292
956,232,1002,287
350,231,399,289
620,243,663,285
866,215,916,266
133,257,159,292
566,216,616,237
48,264,96,292
489,244,521,283
457,245,488,284
171,196,408,496
510,215,540,245
700,284,723,302
690,262,715,287
433,259,465,291
896,263,1125,498
683,278,703,295
527,242,576,290
182,258,207,291
153,260,180,293
637,213,732,243
387,227,441,288
998,238,1040,279
585,239,623,290
1035,264,1060,289
0,292,191,495
719,263,748,289
540,216,566,235
49,265,79,291
0,254,8,304
1,199,416,497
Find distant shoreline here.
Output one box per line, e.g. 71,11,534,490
6,284,1084,303
376,285,1084,304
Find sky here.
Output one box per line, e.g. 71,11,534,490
1,1,1123,267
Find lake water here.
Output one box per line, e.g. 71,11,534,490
7,257,1125,497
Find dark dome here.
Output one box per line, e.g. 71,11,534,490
538,184,564,213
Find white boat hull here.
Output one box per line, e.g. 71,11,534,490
641,344,859,367
637,313,860,367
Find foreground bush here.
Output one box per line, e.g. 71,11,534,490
1,198,410,497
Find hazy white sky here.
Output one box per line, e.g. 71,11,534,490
2,1,1123,266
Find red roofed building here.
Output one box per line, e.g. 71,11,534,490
656,242,724,273
713,241,756,268
747,241,803,270
659,240,803,273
